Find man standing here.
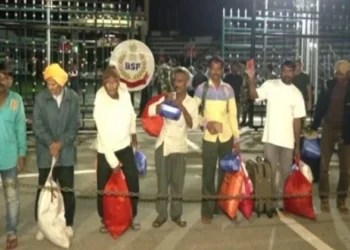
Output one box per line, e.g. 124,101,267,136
0,64,27,250
311,60,350,214
224,61,243,121
247,60,306,209
93,66,140,232
194,56,240,224
293,59,312,113
148,67,198,228
33,63,80,240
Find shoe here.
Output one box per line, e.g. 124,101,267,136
6,234,18,250
36,231,45,241
131,220,141,230
320,199,330,213
65,226,74,238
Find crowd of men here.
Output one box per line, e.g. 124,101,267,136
0,56,349,249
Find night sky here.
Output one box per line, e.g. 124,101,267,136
149,0,253,36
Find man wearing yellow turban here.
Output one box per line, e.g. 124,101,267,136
311,60,350,214
32,63,80,240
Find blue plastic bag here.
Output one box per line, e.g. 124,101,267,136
220,151,241,172
302,138,321,159
135,151,147,176
159,100,182,121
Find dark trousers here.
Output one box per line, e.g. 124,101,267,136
97,146,139,219
34,166,76,226
319,124,350,201
154,144,186,220
201,137,233,218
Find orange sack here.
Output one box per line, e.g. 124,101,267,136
218,171,245,219
141,94,165,137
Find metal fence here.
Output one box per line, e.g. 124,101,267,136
222,0,350,129
0,0,146,129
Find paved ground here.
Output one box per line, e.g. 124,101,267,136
0,122,349,250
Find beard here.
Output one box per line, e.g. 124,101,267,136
281,76,292,84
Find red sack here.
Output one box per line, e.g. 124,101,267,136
141,94,165,137
218,171,245,219
284,168,316,220
239,171,254,219
103,171,133,239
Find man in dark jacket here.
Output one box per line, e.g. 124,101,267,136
311,60,350,214
32,63,80,240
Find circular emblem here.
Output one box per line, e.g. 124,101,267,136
109,40,155,92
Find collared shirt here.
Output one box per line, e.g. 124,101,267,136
194,80,240,143
148,93,198,156
53,90,64,107
0,91,27,170
93,86,136,168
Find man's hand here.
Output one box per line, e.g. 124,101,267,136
245,68,256,81
233,142,240,152
18,156,26,172
304,130,318,139
294,147,301,165
50,142,63,158
206,121,222,135
131,134,139,149
113,163,123,173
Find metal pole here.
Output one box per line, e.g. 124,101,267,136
314,0,319,103
263,0,268,67
46,0,51,64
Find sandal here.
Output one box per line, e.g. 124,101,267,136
6,235,18,250
172,218,187,228
152,217,167,228
337,202,349,214
99,224,108,233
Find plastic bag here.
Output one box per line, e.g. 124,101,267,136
238,163,254,219
218,171,245,219
37,158,70,249
302,138,321,159
141,95,164,137
104,170,133,239
291,162,313,183
135,150,147,176
220,151,241,172
284,167,316,220
159,100,182,120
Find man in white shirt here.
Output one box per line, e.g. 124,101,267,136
93,66,140,231
247,60,306,209
148,67,198,228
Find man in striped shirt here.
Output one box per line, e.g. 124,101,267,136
194,56,240,224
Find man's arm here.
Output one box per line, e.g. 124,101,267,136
148,96,165,116
306,74,312,110
32,94,54,147
93,97,120,169
15,97,27,158
246,72,269,101
194,85,205,127
293,92,307,154
226,86,240,141
310,88,326,131
60,92,80,146
128,93,138,147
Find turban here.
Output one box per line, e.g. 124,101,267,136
43,63,68,86
334,60,350,75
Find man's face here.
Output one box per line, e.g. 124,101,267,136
295,63,302,75
46,77,63,96
174,72,188,95
335,71,349,83
209,61,224,81
281,65,295,84
0,73,12,94
103,76,119,98
231,64,240,74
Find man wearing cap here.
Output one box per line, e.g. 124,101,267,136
311,60,350,214
0,63,27,250
32,63,80,240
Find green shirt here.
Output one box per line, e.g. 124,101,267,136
0,91,27,170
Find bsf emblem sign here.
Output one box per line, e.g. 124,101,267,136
109,40,155,92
